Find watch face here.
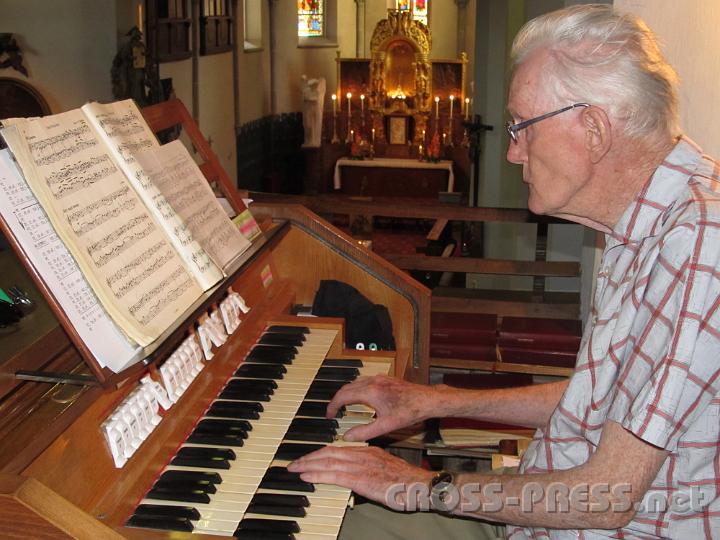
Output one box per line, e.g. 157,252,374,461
430,471,456,509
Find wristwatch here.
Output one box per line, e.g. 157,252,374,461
429,470,456,508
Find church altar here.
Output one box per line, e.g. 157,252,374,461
333,157,455,192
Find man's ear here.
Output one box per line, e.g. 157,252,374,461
583,106,612,163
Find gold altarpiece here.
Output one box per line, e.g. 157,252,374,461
334,10,468,148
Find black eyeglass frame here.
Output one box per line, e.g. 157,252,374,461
506,103,590,143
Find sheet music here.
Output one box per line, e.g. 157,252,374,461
80,100,223,290
0,150,142,372
0,111,203,347
134,140,251,271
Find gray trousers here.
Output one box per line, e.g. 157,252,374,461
338,502,506,540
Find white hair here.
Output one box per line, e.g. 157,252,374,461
511,4,680,141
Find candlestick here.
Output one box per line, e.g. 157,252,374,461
434,96,439,120
449,95,454,117
464,97,470,120
331,94,337,116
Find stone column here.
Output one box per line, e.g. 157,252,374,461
455,0,469,56
268,0,279,114
355,0,366,58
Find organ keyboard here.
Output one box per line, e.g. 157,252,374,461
0,98,430,539
0,203,430,539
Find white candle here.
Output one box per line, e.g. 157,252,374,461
434,96,440,119
443,133,447,145
371,128,375,143
360,94,365,115
419,144,423,157
464,97,470,120
346,92,352,119
350,129,354,140
331,93,337,116
137,3,143,31
449,95,454,117
422,129,426,141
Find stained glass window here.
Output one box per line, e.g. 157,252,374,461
298,0,324,37
395,0,429,26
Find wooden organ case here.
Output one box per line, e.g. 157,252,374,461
0,99,430,539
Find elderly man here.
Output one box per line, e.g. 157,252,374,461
290,4,720,539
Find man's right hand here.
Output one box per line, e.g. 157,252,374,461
327,374,442,441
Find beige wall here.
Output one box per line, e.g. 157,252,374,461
614,0,720,157
1,0,117,113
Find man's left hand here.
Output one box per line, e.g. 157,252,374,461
288,446,435,508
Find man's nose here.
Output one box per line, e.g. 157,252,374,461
506,139,526,164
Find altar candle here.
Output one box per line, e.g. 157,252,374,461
137,3,143,31
422,129,426,141
360,94,365,115
449,95,454,117
464,97,470,120
346,92,352,118
331,94,337,116
434,96,440,119
443,133,447,145
372,128,375,143
350,129,354,140
419,144,423,157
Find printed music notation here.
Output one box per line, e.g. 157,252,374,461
134,140,250,271
2,107,204,346
28,121,98,166
45,154,117,200
0,149,140,370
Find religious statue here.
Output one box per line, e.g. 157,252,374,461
301,75,326,148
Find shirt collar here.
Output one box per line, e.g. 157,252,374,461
607,136,704,248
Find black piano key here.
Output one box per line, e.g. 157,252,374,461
146,486,211,504
289,418,338,431
196,418,252,433
237,518,300,534
207,401,263,419
296,401,344,418
176,446,236,460
315,367,360,382
233,530,295,540
170,456,231,469
275,442,326,461
133,503,201,520
247,504,306,517
158,470,222,485
284,431,335,443
219,388,272,402
153,478,217,494
266,325,310,335
225,379,278,391
246,355,294,365
235,364,286,379
126,514,194,532
248,344,298,357
250,493,310,507
186,433,245,446
260,467,315,492
259,333,305,346
322,358,364,368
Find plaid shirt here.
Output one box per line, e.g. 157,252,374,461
509,137,720,539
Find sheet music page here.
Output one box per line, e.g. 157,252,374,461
80,100,223,290
0,112,203,346
0,149,142,372
134,140,251,271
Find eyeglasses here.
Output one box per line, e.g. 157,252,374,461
506,103,590,143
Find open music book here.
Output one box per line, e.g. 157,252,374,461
0,99,251,350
